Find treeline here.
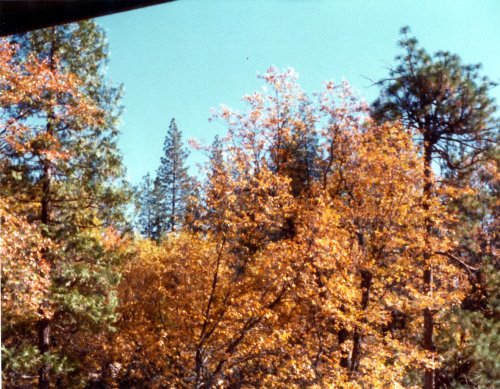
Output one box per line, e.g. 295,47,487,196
1,22,498,389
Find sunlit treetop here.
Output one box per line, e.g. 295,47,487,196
372,26,499,174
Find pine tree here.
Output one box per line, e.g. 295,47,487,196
137,173,155,239
156,118,191,233
137,173,165,241
372,27,498,388
1,21,129,388
435,146,499,388
372,26,497,178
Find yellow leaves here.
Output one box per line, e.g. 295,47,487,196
0,197,52,320
0,39,104,165
102,69,475,387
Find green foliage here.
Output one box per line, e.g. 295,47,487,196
372,26,498,176
436,147,499,388
137,172,163,240
374,27,499,388
437,259,500,388
2,345,73,387
2,345,41,385
137,118,192,238
157,118,192,232
1,21,130,387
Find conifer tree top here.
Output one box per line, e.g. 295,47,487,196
372,26,498,173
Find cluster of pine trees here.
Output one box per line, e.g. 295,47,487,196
137,118,193,241
1,22,498,389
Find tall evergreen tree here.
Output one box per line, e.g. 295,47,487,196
1,21,129,388
157,118,191,233
137,173,155,238
137,173,164,241
372,27,498,389
435,146,499,388
372,26,498,178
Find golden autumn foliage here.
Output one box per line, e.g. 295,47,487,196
0,45,469,386
2,22,496,387
0,198,51,321
0,36,98,327
108,68,467,388
0,39,102,161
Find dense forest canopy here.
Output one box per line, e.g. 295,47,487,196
1,21,498,389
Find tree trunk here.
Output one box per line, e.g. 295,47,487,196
423,140,435,389
171,171,176,232
38,316,50,389
38,118,53,389
338,327,350,368
350,269,372,374
38,28,56,389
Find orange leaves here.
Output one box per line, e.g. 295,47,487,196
0,198,52,320
109,68,470,386
0,39,103,164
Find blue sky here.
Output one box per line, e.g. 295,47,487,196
96,0,500,184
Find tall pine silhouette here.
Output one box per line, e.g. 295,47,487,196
157,118,191,233
137,173,163,241
372,27,498,389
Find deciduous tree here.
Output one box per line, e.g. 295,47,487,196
113,68,465,387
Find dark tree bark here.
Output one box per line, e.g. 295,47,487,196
350,269,372,374
38,28,56,389
423,139,436,389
